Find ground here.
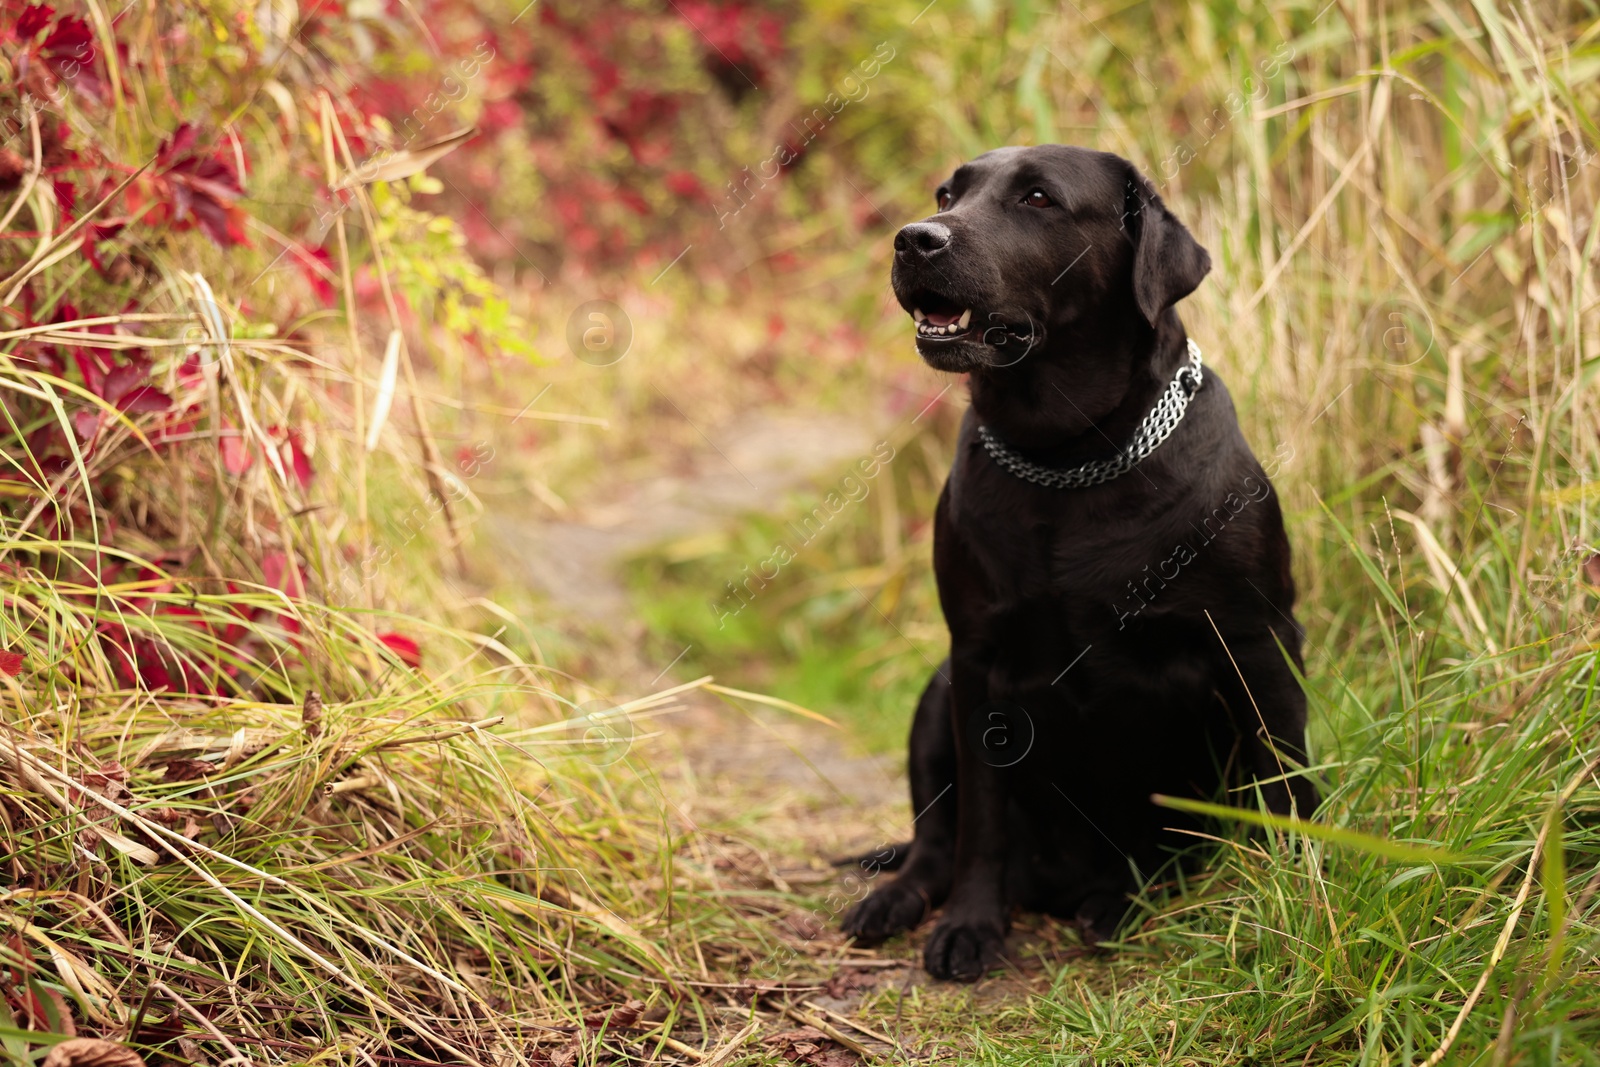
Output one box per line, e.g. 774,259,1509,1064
478,394,1103,1062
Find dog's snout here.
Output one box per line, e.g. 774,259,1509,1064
895,221,952,259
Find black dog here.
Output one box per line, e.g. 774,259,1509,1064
841,145,1318,981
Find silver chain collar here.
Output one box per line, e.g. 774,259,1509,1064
977,338,1205,490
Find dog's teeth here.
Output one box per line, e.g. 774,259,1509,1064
958,309,972,329
913,309,926,322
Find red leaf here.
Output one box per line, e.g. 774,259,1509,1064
377,633,421,667
40,15,91,57
16,5,56,37
664,170,704,200
71,347,109,395
100,361,144,404
0,147,24,188
294,244,337,305
156,123,199,165
219,430,253,475
156,124,248,248
40,15,103,100
50,177,75,221
116,385,171,413
71,408,100,439
285,434,313,489
261,550,307,599
0,650,23,676
84,219,125,271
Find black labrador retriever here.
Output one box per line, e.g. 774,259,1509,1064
841,145,1319,981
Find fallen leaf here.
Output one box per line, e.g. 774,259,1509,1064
764,1027,856,1066
1584,552,1600,587
163,758,215,783
294,243,337,305
583,999,645,1030
0,146,26,188
39,15,105,101
81,760,129,794
821,968,883,998
42,1038,145,1067
0,649,23,676
284,430,313,489
17,980,75,1035
156,122,248,247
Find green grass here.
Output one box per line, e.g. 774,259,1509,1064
627,427,1600,1064
622,416,953,754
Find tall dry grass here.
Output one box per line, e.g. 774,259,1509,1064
0,5,804,1064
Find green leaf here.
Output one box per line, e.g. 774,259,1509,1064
1543,803,1568,988
1151,794,1466,864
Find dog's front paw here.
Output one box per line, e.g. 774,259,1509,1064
923,914,1006,982
841,878,932,945
1073,893,1127,948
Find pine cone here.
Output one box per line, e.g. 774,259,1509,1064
302,689,324,741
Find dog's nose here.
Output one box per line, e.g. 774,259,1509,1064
895,221,952,259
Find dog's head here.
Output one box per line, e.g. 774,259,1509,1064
892,145,1210,373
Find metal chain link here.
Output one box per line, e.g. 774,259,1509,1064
977,338,1204,490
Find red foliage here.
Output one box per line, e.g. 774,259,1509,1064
68,346,172,441
293,244,338,305
268,425,315,489
146,123,250,247
323,0,794,272
220,425,254,476
671,0,785,91
262,551,308,601
0,3,463,705
5,4,105,100
377,632,422,667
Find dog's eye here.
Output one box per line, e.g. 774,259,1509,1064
1023,189,1055,208
936,190,952,211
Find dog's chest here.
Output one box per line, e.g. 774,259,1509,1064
951,487,1159,602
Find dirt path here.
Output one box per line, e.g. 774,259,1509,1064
491,411,879,619
488,406,906,825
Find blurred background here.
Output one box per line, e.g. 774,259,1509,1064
3,1,1600,1063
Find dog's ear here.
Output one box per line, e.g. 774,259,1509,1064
1123,167,1211,326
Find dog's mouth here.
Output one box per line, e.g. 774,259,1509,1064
910,292,975,340
904,289,1038,362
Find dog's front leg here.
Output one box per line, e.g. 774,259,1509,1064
841,666,957,943
1214,619,1320,817
922,651,1009,981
